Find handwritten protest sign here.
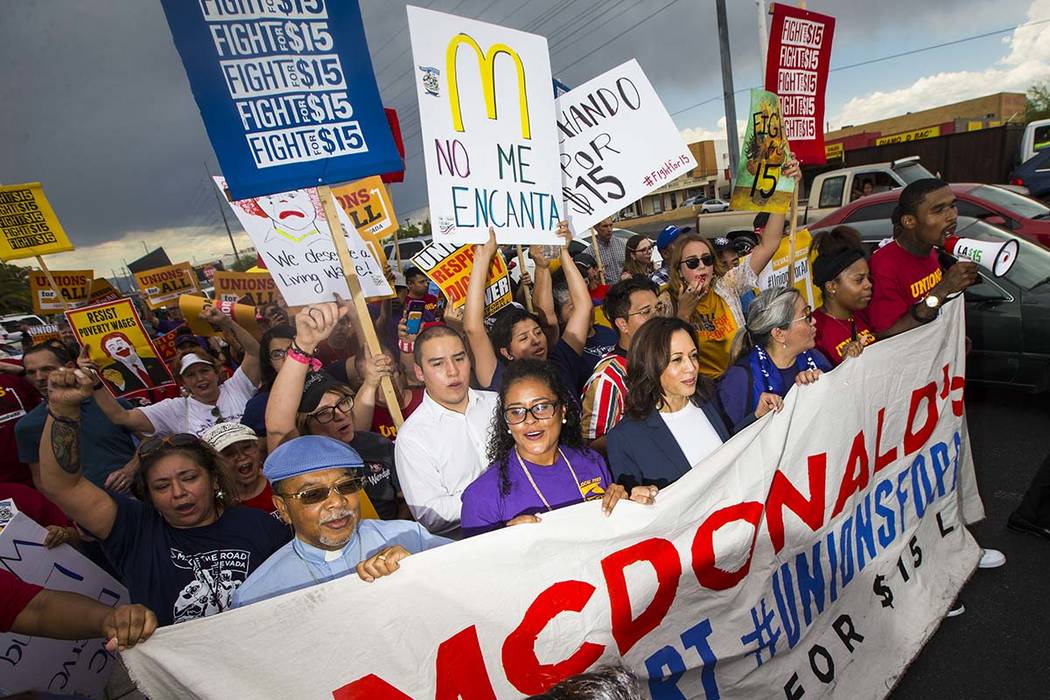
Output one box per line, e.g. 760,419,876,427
159,0,402,200
26,325,62,344
126,301,981,698
731,89,796,213
0,183,74,262
0,512,129,698
28,269,93,314
213,271,281,306
179,294,259,338
88,278,122,305
757,227,822,308
408,7,562,245
557,60,695,233
215,177,393,306
66,299,175,398
133,262,201,310
765,3,835,165
411,242,512,316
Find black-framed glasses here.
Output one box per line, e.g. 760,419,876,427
633,244,653,256
268,348,288,361
680,254,715,270
278,477,362,505
504,402,559,425
307,395,354,424
138,433,201,459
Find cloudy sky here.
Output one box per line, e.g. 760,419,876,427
2,0,1048,278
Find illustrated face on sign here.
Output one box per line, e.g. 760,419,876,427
256,190,318,234
102,333,136,360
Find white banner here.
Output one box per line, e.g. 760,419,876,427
0,512,130,698
558,59,696,233
408,6,563,246
215,177,393,306
125,301,980,699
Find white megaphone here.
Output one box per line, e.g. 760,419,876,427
943,235,1018,277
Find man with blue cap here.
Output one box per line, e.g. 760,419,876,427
231,435,450,607
651,224,692,286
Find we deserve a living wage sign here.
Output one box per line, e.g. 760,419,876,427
126,301,982,699
160,0,402,200
558,60,696,233
408,6,562,246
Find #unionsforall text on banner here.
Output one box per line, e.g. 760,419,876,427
125,300,981,699
408,6,563,246
159,0,402,200
557,59,696,233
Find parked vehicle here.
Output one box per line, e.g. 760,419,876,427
804,157,936,224
811,217,1050,392
1009,148,1050,201
699,198,730,214
811,183,1050,250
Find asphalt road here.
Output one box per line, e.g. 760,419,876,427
891,383,1050,699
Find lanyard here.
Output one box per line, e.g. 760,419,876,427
515,448,585,512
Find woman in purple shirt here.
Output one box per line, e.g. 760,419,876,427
460,360,656,537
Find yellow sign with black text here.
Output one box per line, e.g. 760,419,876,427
0,183,74,261
133,262,201,309
875,126,941,146
213,271,281,306
29,269,93,314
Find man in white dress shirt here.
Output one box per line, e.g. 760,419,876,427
394,325,498,539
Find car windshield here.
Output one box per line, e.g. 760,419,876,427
893,161,935,184
956,220,1050,291
968,185,1050,220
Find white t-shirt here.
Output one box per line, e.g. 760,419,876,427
658,401,724,468
139,366,257,437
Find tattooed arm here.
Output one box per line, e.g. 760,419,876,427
36,368,119,540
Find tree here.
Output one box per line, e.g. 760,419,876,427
230,255,257,272
0,263,32,315
1025,82,1050,122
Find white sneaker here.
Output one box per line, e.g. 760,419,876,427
946,601,966,617
978,548,1006,569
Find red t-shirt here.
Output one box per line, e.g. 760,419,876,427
371,387,425,441
0,373,41,486
813,309,877,366
238,481,277,515
0,569,42,633
867,241,942,333
0,483,73,528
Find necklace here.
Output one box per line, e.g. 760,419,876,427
515,447,585,511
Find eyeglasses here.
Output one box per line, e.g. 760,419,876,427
504,401,559,425
138,433,202,459
633,245,653,255
278,477,362,505
268,348,288,360
680,254,715,270
627,301,666,318
307,395,354,424
791,306,814,325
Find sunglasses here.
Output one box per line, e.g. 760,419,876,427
278,477,362,505
308,395,354,424
138,433,202,459
680,254,715,270
790,306,814,325
504,401,559,425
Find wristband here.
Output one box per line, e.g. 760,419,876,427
48,408,80,424
286,347,323,371
398,338,414,354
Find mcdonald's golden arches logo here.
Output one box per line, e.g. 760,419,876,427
445,33,532,140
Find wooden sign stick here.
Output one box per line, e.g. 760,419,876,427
515,244,534,312
392,225,403,271
589,228,606,285
318,185,405,428
787,187,799,286
35,255,70,311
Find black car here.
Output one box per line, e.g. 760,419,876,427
813,217,1050,392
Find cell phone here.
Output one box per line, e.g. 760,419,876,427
405,299,426,335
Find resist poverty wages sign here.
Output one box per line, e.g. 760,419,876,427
0,183,74,262
160,0,402,200
0,512,130,698
764,3,835,165
127,301,982,699
408,6,563,245
28,269,93,314
411,242,512,316
557,60,696,233
215,177,393,306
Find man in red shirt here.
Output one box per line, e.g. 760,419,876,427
867,178,1004,616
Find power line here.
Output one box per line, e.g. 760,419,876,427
558,0,684,69
548,0,636,54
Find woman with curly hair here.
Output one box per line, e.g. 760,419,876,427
459,360,655,537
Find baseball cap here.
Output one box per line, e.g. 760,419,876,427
299,371,342,413
727,230,759,255
656,225,692,251
263,435,364,484
573,252,597,274
201,422,257,453
178,353,213,376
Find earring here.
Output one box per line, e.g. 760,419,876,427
507,429,512,434
562,418,567,424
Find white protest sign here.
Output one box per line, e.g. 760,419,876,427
0,512,129,698
558,59,697,233
214,177,393,306
127,301,981,699
408,6,563,246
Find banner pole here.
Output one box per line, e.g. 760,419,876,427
589,228,606,285
35,255,70,311
319,186,404,428
787,187,799,287
515,244,534,313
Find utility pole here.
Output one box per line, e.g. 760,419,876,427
756,0,769,76
715,0,741,177
204,162,241,262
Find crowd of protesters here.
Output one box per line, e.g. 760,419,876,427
5,176,1042,677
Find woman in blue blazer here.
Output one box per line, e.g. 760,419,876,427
607,317,734,490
